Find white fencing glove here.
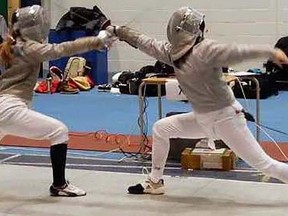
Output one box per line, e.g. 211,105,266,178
105,25,119,37
98,30,118,49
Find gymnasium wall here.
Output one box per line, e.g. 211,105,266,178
44,0,288,73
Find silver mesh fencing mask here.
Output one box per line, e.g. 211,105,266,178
12,5,50,42
167,7,205,61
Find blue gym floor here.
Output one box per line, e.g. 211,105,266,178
1,87,288,216
31,89,288,141
1,89,288,183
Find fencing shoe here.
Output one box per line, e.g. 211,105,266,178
50,181,86,197
128,178,164,195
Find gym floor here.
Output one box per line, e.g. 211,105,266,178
1,164,288,216
1,89,288,215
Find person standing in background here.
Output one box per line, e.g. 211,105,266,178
0,14,8,43
0,14,7,74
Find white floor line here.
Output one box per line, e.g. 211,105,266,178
3,161,178,170
3,161,258,174
0,154,21,163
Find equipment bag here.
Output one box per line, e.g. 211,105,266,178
232,73,278,99
34,66,63,94
63,56,91,80
118,66,166,96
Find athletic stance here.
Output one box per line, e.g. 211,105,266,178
107,7,288,194
0,5,114,196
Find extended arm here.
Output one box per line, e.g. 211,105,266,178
23,31,114,63
201,40,288,68
113,26,173,66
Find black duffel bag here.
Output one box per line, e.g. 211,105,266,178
232,73,278,99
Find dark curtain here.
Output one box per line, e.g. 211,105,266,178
21,0,41,7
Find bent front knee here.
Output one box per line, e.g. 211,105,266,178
50,123,69,145
153,119,174,139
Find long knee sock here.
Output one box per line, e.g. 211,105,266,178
50,143,67,187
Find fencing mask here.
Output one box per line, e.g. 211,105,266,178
167,7,205,61
12,5,50,42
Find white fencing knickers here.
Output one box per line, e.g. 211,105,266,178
150,102,288,184
0,94,68,145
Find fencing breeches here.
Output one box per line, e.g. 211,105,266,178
150,104,288,183
0,95,68,145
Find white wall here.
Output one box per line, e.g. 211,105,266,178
45,0,288,73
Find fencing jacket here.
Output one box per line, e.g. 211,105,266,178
0,37,105,104
117,26,275,113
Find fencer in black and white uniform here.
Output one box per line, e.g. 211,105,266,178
107,7,288,194
0,5,115,196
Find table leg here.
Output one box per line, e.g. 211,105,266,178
157,84,162,119
138,82,146,141
251,77,260,142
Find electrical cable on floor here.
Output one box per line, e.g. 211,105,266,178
118,84,153,161
69,85,152,160
70,130,134,151
69,129,151,160
138,91,152,150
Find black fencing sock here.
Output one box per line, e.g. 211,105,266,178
50,143,68,187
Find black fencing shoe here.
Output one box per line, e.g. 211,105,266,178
128,178,164,195
50,182,86,197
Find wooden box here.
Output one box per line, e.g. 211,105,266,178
181,148,236,171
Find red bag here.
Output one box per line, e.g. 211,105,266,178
34,66,63,94
34,79,60,93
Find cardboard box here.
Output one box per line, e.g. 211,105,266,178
181,148,236,171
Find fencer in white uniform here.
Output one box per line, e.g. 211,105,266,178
106,7,288,194
0,5,115,196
